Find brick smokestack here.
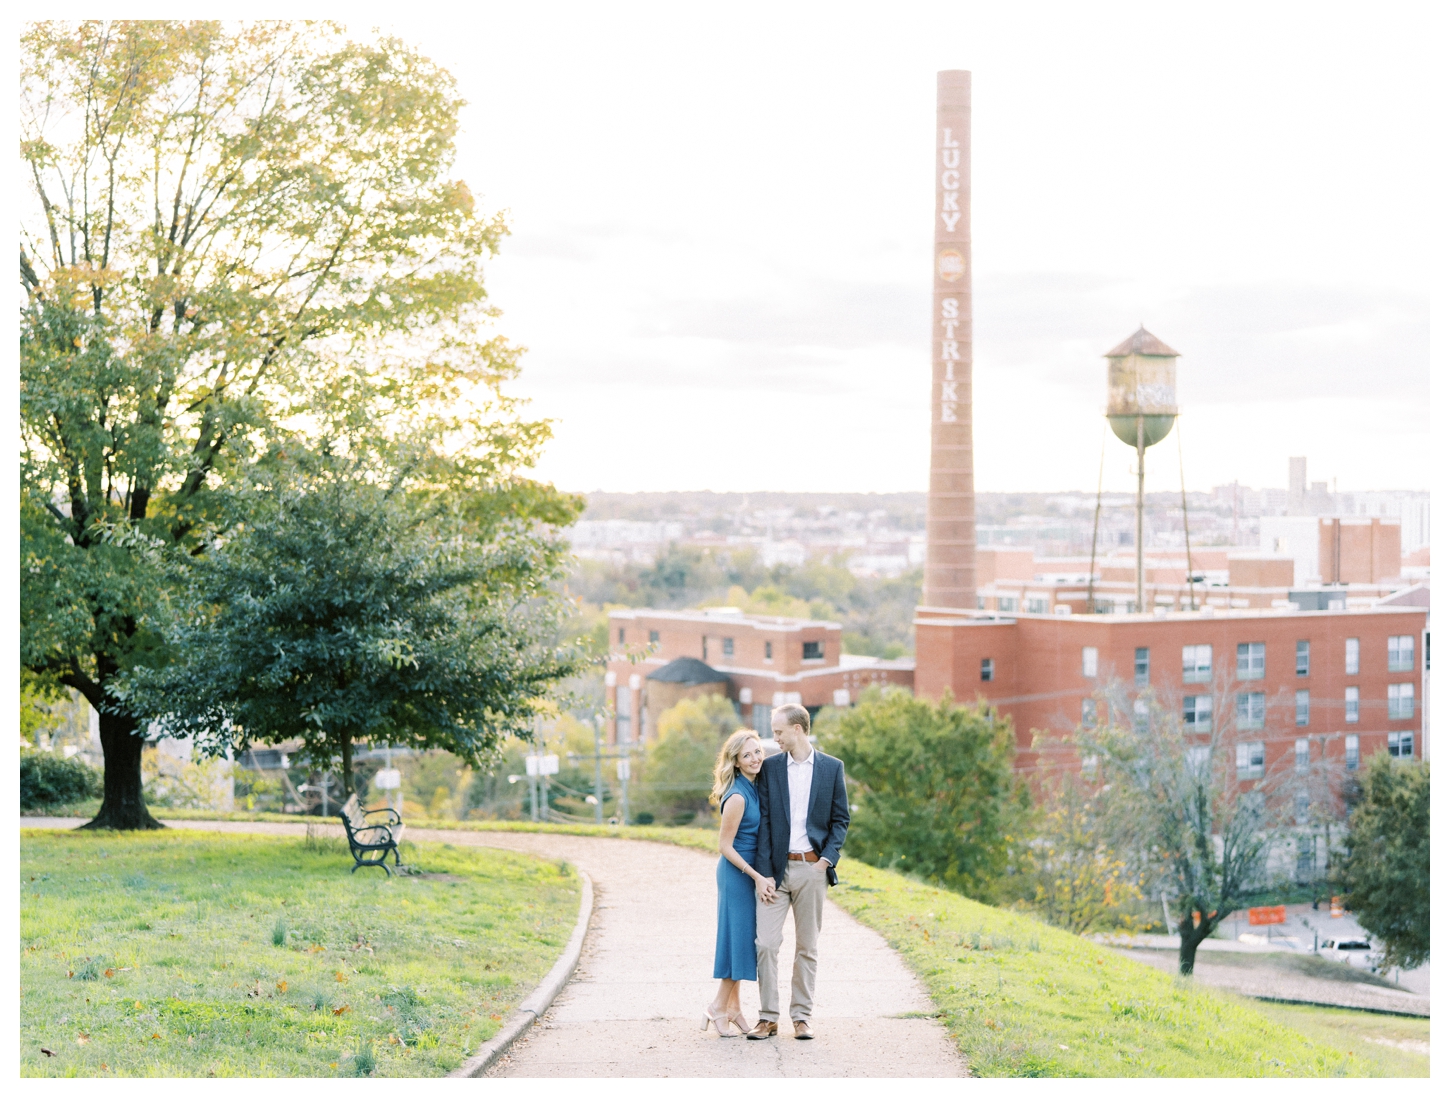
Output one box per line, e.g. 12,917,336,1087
923,70,976,609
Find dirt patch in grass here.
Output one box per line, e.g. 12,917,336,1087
20,829,578,1077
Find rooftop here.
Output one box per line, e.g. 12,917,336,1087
1105,326,1180,358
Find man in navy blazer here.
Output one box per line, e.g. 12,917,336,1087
746,703,850,1041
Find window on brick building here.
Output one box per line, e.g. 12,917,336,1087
1236,692,1265,731
1295,738,1310,771
648,630,659,646
618,627,626,644
722,637,735,658
980,658,994,682
1294,792,1311,826
1182,644,1212,684
1344,734,1359,771
1345,637,1360,675
1025,596,1048,614
765,641,773,662
802,640,823,661
1296,640,1310,676
998,596,1017,612
1388,635,1415,672
1388,731,1415,759
1133,697,1149,734
1082,647,1098,678
1236,741,1265,780
1182,695,1212,731
1344,686,1359,723
1186,745,1210,775
1295,689,1310,727
702,636,708,660
1388,682,1415,720
1081,698,1096,729
1237,642,1265,680
1134,647,1150,687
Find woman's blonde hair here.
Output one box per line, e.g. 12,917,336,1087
709,728,762,808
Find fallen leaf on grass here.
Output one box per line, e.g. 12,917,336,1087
332,1005,350,1016
489,1014,502,1022
41,1048,56,1058
334,971,347,983
276,980,288,993
100,1063,110,1072
76,1034,90,1046
151,1033,162,1041
103,969,115,978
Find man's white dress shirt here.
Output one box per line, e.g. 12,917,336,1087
786,747,815,855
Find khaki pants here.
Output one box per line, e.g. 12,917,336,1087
755,857,828,1023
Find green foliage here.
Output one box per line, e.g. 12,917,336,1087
818,687,1029,901
20,830,578,1077
126,452,582,785
1332,752,1429,969
1011,773,1149,935
639,694,741,824
20,22,572,826
20,750,104,810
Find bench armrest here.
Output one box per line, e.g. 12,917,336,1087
362,807,402,827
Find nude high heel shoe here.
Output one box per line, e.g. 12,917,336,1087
700,1004,737,1037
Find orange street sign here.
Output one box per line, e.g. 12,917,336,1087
1330,896,1344,918
1248,905,1286,926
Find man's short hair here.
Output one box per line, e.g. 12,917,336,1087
774,703,810,736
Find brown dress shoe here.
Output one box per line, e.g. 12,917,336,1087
793,1019,814,1040
745,1020,778,1040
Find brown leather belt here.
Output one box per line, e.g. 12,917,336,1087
787,851,820,862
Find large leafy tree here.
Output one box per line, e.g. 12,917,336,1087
20,21,568,828
1332,752,1429,969
818,687,1029,902
1071,675,1288,974
121,446,584,795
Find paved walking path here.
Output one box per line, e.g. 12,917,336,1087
24,819,966,1077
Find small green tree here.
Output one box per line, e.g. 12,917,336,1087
639,694,739,824
1332,752,1429,969
1013,770,1148,935
817,687,1029,901
126,449,583,793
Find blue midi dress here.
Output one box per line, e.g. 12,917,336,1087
713,776,760,980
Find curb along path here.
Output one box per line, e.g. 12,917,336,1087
23,819,966,1077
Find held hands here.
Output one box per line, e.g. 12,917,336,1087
755,875,777,904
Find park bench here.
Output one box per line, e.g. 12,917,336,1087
335,794,405,875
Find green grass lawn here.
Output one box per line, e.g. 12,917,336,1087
65,813,1428,1078
19,828,579,1077
829,860,1426,1077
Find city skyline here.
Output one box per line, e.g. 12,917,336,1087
389,4,1435,495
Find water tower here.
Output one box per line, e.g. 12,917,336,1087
1104,327,1180,612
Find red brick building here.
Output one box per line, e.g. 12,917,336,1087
604,607,913,743
915,602,1429,784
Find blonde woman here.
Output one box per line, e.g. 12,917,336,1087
701,728,773,1036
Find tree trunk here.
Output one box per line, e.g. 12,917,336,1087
1176,913,1213,975
340,732,353,797
80,709,163,831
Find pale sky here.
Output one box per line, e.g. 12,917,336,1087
377,2,1438,496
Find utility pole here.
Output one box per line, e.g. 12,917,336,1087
1136,415,1146,613
617,749,631,826
592,715,605,825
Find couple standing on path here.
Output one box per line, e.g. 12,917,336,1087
704,703,850,1041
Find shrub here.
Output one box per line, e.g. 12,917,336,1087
20,749,102,810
